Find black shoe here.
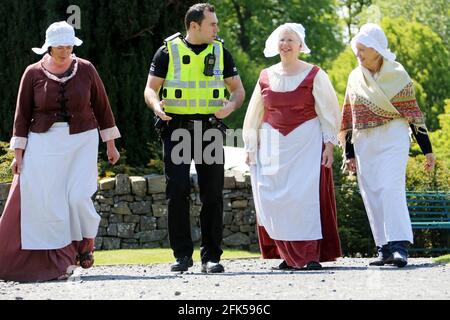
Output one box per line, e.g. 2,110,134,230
302,261,322,270
391,251,408,268
369,255,392,266
201,261,225,273
369,244,392,266
170,256,193,272
271,260,293,270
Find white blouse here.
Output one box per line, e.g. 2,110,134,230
243,63,342,160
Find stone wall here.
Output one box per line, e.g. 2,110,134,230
0,171,259,251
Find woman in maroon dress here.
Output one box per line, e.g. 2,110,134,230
0,21,120,282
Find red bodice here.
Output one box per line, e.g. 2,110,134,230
259,66,320,136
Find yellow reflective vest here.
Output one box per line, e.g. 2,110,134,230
162,35,225,114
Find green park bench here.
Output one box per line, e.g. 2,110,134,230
407,192,450,253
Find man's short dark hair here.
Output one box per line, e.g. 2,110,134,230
185,3,215,30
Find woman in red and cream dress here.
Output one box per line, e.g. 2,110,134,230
0,21,120,282
243,23,342,270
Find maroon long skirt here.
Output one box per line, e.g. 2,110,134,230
257,164,342,268
0,176,94,282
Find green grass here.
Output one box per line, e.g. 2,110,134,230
94,248,261,266
433,254,450,264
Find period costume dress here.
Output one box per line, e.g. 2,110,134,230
0,53,120,282
339,23,432,266
243,63,342,268
340,58,427,247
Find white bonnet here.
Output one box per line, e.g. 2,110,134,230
263,23,311,58
32,21,82,55
350,23,396,61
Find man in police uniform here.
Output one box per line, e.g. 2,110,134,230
144,3,245,273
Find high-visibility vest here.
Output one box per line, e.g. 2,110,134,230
162,35,225,114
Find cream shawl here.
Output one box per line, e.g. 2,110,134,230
349,59,411,117
339,59,427,146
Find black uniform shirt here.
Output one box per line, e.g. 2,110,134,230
149,37,239,79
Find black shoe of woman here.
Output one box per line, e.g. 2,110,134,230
271,260,293,270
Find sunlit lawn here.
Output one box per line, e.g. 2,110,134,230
94,248,261,266
433,254,450,264
94,249,450,266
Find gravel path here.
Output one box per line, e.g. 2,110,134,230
0,258,448,300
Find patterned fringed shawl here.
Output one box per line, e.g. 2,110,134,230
339,59,426,145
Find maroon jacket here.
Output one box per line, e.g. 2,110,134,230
13,57,117,139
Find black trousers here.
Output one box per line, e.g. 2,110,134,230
162,121,224,263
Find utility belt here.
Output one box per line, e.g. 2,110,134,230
154,113,229,137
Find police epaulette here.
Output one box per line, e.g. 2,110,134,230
164,32,182,43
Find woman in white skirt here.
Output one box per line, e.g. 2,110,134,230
0,21,120,282
339,23,436,267
243,23,342,270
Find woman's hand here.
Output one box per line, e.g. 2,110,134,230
322,143,334,168
424,153,436,172
11,149,24,175
106,141,120,165
245,153,251,166
245,152,256,166
345,158,357,173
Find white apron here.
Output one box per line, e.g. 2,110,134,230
354,118,413,246
20,123,100,250
250,118,323,240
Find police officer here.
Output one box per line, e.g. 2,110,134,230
144,3,245,273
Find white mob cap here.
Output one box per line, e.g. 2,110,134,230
263,23,311,58
32,21,83,55
351,23,396,61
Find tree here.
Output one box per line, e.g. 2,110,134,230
428,100,450,170
364,0,449,47
337,0,372,41
327,46,358,104
382,18,449,130
0,0,42,140
213,0,343,66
